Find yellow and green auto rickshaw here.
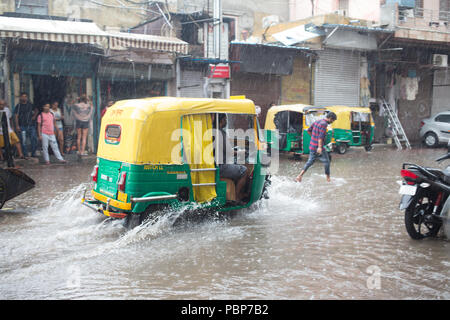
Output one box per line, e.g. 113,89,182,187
325,106,375,154
264,104,333,158
81,97,270,226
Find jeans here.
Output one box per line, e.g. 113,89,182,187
20,125,37,157
302,150,331,176
41,134,64,162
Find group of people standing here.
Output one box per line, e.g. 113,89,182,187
0,92,94,165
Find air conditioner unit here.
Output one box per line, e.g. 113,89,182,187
335,9,347,16
433,54,448,67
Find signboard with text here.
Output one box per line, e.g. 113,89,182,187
209,64,230,79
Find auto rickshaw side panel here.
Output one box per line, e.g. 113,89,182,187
93,157,231,214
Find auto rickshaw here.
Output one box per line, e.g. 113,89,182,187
0,112,35,209
325,106,375,154
81,97,270,226
264,104,333,158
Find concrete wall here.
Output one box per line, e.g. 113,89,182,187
0,0,291,37
281,56,311,105
175,0,290,41
0,0,145,30
397,69,433,143
289,0,381,23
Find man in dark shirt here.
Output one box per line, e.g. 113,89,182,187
296,112,336,183
13,92,38,158
215,114,249,202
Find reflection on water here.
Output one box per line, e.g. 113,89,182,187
0,146,449,299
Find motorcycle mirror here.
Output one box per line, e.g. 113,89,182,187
436,153,450,162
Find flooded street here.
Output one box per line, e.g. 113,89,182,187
0,146,449,299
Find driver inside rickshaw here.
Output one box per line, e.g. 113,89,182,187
213,113,250,203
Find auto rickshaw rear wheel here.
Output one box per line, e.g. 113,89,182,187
0,176,7,209
139,204,169,225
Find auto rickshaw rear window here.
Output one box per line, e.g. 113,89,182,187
105,125,121,144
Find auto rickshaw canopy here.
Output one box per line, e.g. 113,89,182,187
325,105,374,129
98,97,257,165
264,104,325,130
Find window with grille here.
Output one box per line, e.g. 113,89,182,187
15,0,48,15
440,0,450,21
415,0,424,18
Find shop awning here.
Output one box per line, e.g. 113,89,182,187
0,16,188,55
0,16,107,46
108,32,189,55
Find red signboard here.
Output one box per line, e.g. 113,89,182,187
209,64,230,78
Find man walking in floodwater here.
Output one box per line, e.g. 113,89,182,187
296,112,337,183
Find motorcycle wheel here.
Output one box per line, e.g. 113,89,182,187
405,195,442,240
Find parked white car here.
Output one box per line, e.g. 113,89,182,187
420,111,450,147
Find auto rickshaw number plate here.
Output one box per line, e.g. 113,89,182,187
117,191,128,203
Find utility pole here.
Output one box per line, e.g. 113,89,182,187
213,0,222,59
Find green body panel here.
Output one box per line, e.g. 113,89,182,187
93,150,267,214
333,126,374,147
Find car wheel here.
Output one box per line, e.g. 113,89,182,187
424,132,438,148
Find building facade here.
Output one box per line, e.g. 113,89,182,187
0,1,188,152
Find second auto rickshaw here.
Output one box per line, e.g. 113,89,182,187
264,104,333,158
81,97,270,226
325,106,375,154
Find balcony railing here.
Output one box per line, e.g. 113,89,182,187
398,7,450,28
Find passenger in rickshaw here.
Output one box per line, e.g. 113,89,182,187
214,113,250,203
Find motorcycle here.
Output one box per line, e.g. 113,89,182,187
399,143,450,240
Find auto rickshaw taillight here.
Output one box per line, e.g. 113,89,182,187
118,172,127,192
91,165,99,183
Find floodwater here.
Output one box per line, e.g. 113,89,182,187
0,146,449,299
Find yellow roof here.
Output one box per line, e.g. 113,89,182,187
111,96,256,117
98,97,256,165
325,105,372,113
264,104,326,130
325,105,373,129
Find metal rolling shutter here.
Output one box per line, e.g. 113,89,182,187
314,49,361,107
180,70,204,98
432,69,450,115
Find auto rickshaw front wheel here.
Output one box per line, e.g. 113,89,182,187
364,144,373,152
336,143,348,154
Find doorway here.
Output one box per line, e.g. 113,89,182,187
32,75,67,112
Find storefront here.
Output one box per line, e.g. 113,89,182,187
0,16,189,152
99,31,188,108
1,16,108,152
230,42,301,122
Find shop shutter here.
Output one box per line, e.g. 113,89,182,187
231,73,281,123
180,69,204,98
432,69,450,115
314,48,360,107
